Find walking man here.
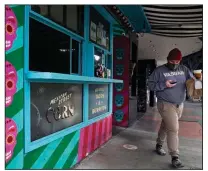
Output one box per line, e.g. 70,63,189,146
148,48,195,168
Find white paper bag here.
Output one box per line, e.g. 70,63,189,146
195,80,202,89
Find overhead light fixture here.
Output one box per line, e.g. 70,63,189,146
116,10,120,13
113,6,116,9
94,55,100,61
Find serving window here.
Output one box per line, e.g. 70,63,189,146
29,16,82,75
24,5,116,152
94,47,112,78
25,5,86,147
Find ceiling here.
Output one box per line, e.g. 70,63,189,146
142,5,203,38
137,33,202,66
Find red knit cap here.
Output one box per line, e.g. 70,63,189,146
167,48,182,61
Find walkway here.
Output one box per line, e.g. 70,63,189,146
74,101,202,169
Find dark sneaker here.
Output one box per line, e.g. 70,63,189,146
156,144,166,156
172,156,184,168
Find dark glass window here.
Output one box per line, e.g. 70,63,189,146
89,7,110,50
71,39,80,74
50,5,64,25
31,5,84,36
31,5,49,17
66,5,84,36
29,18,70,74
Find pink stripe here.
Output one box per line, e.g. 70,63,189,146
87,124,93,154
78,128,85,162
106,115,111,141
108,115,112,139
91,123,97,151
110,115,113,138
94,121,100,150
98,120,103,147
82,126,89,159
105,117,109,142
101,118,106,144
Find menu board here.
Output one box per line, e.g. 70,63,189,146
30,83,83,141
89,7,110,50
88,84,109,119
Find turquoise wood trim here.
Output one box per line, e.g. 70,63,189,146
109,83,113,112
70,38,72,74
116,5,151,32
24,5,30,74
25,121,85,153
82,5,90,76
110,24,114,78
87,112,112,125
110,23,113,55
83,84,89,122
26,72,123,83
86,43,94,77
79,42,82,75
93,5,116,24
24,5,31,154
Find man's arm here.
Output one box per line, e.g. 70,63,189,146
148,69,166,91
184,66,195,80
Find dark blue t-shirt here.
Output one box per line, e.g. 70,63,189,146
148,64,193,104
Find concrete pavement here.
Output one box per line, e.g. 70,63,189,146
74,101,202,170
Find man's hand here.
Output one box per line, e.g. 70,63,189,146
200,75,202,81
166,80,177,88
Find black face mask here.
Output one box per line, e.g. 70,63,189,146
167,63,179,71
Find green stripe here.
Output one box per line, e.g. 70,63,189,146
113,33,123,37
6,130,23,167
6,48,24,71
23,144,48,169
113,29,125,35
43,132,76,169
12,5,24,27
113,23,125,28
62,142,79,169
113,27,125,32
6,89,24,118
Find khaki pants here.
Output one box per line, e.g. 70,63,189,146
157,101,184,157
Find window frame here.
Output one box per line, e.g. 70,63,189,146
24,5,87,153
24,5,119,153
29,10,83,75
